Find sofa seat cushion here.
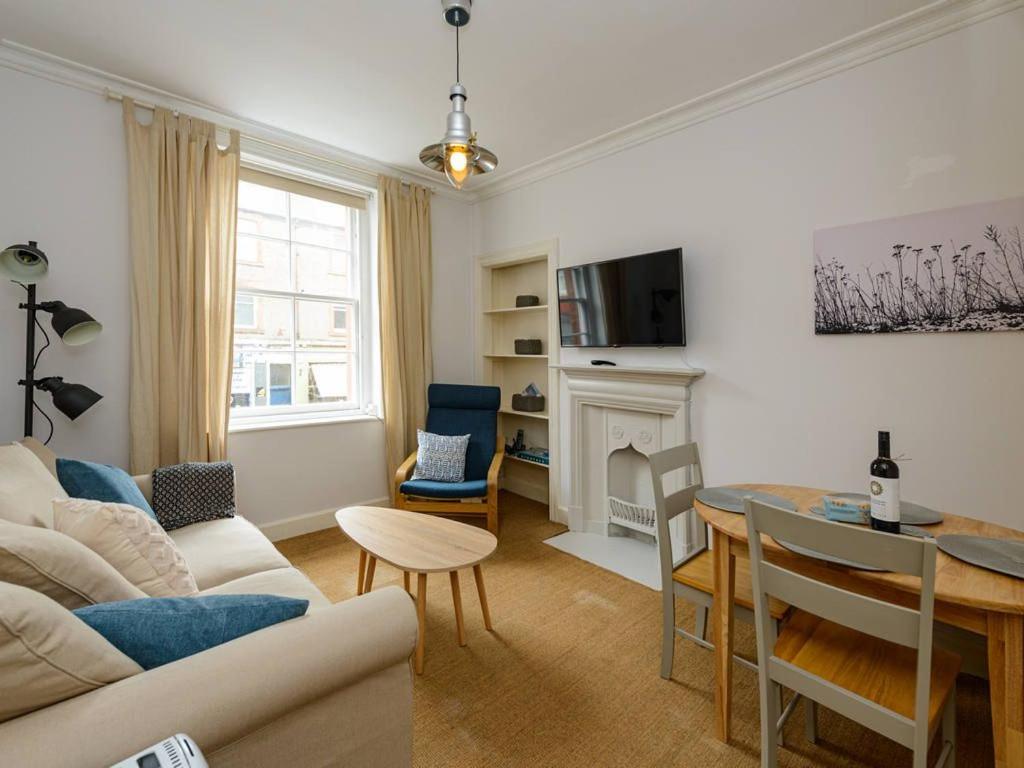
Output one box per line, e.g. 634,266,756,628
200,567,331,609
169,516,289,590
400,478,488,499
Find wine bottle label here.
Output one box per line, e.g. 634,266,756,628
870,477,901,522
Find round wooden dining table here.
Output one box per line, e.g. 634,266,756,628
696,484,1024,768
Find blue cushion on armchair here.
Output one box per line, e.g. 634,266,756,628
400,478,489,499
425,384,499,483
73,594,309,669
57,458,157,520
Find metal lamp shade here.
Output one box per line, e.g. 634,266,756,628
419,142,498,186
0,242,49,282
43,380,103,421
50,304,103,346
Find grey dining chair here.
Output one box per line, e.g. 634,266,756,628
649,444,791,679
743,497,960,768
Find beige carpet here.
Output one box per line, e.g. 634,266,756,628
277,492,994,768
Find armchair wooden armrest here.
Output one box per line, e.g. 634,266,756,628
486,437,505,499
393,451,418,505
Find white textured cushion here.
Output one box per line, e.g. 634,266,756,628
0,443,68,527
0,519,146,609
0,582,142,723
53,499,199,597
201,567,331,609
169,516,290,590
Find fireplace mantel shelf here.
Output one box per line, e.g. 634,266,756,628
551,364,705,385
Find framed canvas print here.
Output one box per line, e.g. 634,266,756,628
814,196,1024,334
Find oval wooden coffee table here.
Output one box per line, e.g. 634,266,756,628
335,506,498,674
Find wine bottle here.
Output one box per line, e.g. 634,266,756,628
869,430,900,533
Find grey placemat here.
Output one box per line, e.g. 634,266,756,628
695,487,797,515
830,492,944,525
809,507,932,539
937,535,1024,580
773,538,887,571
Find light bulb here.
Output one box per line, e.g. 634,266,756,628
444,144,471,189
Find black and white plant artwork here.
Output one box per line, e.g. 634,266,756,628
814,197,1024,334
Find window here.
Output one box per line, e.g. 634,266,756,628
230,167,374,426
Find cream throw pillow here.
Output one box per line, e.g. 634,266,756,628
0,519,146,609
53,498,199,597
0,582,142,723
0,443,68,527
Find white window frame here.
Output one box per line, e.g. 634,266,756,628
229,163,379,431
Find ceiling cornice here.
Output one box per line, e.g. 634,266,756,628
0,39,469,201
2,0,1018,206
469,0,1023,203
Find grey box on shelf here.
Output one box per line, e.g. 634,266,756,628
515,294,540,307
511,394,545,412
514,338,543,355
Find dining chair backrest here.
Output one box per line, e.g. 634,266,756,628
744,498,939,751
648,443,704,591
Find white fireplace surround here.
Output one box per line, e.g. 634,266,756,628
556,365,705,535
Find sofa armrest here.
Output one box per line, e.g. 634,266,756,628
0,587,417,768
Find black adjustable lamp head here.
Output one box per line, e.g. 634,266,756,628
38,301,103,346
34,377,103,421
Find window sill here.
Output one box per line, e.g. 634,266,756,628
229,411,381,435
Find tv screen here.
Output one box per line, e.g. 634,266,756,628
557,248,685,348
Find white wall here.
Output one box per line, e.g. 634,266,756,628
0,65,472,533
431,194,478,384
474,11,1024,530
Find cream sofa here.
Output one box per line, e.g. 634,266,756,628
0,444,417,768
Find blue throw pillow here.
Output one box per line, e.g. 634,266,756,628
73,594,309,669
57,458,157,520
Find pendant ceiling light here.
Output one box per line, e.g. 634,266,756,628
420,0,497,190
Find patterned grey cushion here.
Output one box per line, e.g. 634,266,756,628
411,430,470,483
152,462,236,531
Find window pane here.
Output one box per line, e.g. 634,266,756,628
236,236,291,292
235,295,255,328
233,294,293,349
296,299,354,350
294,243,351,297
231,350,294,408
290,194,351,250
238,181,287,239
297,352,355,405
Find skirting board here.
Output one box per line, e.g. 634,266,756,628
501,474,548,505
259,497,388,542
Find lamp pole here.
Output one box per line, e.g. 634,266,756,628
18,284,37,437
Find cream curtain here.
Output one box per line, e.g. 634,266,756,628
122,98,240,474
378,176,433,487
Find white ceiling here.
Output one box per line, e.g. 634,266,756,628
1,0,934,180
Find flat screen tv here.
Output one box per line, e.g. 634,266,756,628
557,248,685,347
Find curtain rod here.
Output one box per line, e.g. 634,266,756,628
104,88,427,190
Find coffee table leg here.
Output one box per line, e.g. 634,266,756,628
416,573,427,674
404,571,411,594
473,564,493,631
450,571,467,646
364,556,377,593
356,549,367,595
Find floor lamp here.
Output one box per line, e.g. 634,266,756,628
1,241,104,443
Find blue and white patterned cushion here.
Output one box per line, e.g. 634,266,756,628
411,430,470,483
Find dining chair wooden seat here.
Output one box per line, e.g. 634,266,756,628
777,610,961,736
745,497,959,768
672,549,790,622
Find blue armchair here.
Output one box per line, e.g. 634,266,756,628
394,383,504,535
